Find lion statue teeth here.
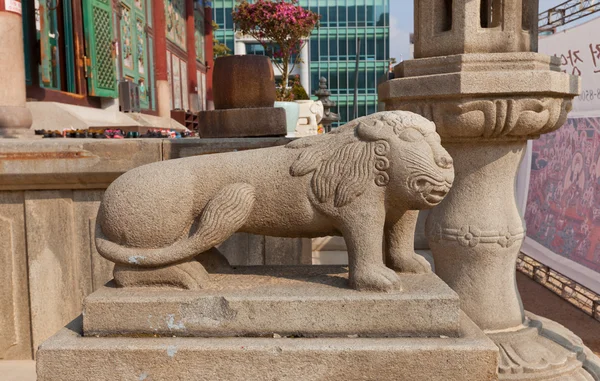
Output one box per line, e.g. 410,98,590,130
95,111,454,292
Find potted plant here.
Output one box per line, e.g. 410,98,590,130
233,0,320,132
291,75,322,136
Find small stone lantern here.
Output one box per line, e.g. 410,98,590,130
314,77,339,133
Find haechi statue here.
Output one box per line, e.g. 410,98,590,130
95,111,454,292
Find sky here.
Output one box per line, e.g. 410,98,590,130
389,0,569,62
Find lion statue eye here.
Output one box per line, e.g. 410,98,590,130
398,129,424,142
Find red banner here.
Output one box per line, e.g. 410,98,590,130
525,117,600,273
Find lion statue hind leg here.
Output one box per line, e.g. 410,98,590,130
110,183,256,289
114,258,210,290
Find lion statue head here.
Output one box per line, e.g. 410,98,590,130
286,111,454,208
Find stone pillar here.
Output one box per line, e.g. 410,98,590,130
234,39,246,55
152,0,170,118
299,40,309,93
429,142,527,329
380,0,600,379
0,2,33,138
204,4,214,110
186,0,199,112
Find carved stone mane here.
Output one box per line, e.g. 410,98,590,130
287,112,439,207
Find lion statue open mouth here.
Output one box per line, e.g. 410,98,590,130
95,111,454,292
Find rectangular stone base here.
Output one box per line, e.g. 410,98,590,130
197,107,287,138
83,268,460,338
37,314,498,381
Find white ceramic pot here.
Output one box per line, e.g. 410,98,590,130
294,100,324,136
274,101,301,134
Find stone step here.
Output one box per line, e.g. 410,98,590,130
311,236,346,251
83,266,460,338
38,313,498,381
0,360,37,381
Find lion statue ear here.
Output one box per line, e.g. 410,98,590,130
355,120,393,142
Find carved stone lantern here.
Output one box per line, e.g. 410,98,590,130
314,77,339,133
414,0,539,58
380,1,599,380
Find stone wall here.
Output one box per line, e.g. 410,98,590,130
0,138,310,360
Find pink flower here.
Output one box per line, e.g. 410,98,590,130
233,0,319,100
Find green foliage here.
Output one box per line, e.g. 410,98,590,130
212,21,231,59
291,75,309,100
233,0,319,101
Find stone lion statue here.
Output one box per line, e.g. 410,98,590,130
95,111,454,292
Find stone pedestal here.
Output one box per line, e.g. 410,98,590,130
37,313,498,381
0,11,33,138
197,107,287,138
37,268,499,381
82,268,460,338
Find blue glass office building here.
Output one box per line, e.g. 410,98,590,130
212,0,390,126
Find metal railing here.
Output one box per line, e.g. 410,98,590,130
539,0,600,32
517,253,600,322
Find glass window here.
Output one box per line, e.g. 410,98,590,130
321,5,328,27
339,104,348,126
367,36,375,60
310,5,319,22
319,35,328,57
329,6,337,26
329,69,338,92
339,67,348,93
339,36,347,59
329,39,338,60
215,8,224,28
349,37,357,60
338,5,347,27
376,35,385,60
225,7,233,28
348,5,356,27
376,1,385,26
246,43,267,56
385,37,390,61
358,99,367,118
357,4,365,26
349,69,357,92
367,103,376,116
358,68,366,92
367,5,374,26
226,40,235,53
359,38,366,60
367,67,376,92
310,37,319,62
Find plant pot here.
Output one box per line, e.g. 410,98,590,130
274,101,300,134
294,100,323,136
213,55,276,110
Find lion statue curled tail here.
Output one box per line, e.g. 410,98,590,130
95,111,454,291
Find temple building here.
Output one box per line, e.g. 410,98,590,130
0,0,214,134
